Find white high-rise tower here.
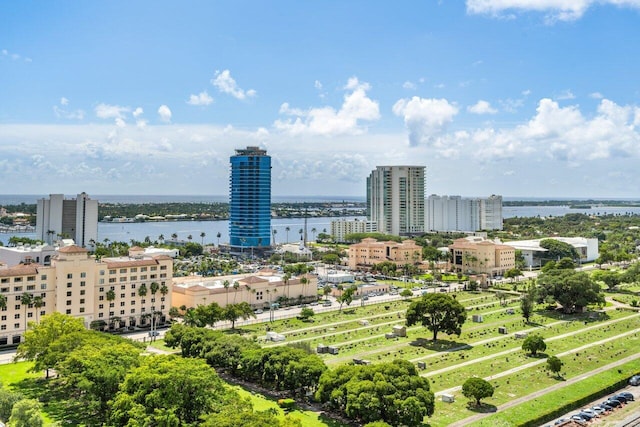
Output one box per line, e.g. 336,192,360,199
35,193,98,248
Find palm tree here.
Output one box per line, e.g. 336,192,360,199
106,289,116,328
216,232,222,247
187,235,193,242
158,234,165,244
223,280,230,306
300,276,309,303
20,292,33,329
150,281,159,330
200,232,206,245
33,296,44,324
0,294,6,312
171,233,178,241
232,281,240,303
272,229,277,246
137,283,148,325
285,226,290,243
311,227,317,242
283,273,291,301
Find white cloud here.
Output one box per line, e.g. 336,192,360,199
136,119,148,129
187,91,214,106
556,89,576,100
466,0,640,22
157,105,172,123
133,107,144,118
95,103,130,120
468,100,498,114
274,77,380,136
402,81,417,90
211,70,256,100
53,98,85,120
314,80,323,90
392,96,459,146
590,92,604,99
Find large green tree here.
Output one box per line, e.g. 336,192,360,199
462,377,494,406
9,399,43,427
15,312,85,377
522,334,547,356
406,293,467,341
316,359,434,426
536,269,604,313
109,355,233,426
539,239,579,262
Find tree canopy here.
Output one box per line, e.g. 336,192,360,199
406,293,467,341
462,377,494,406
536,269,604,313
522,334,547,356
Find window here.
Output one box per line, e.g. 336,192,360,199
80,281,86,287
99,295,104,301
14,305,20,310
13,286,22,292
161,305,165,310
0,278,7,284
40,284,47,290
14,323,20,329
150,274,157,279
80,290,85,296
13,278,22,283
27,276,35,282
120,293,125,298
120,285,126,290
131,284,136,289
0,315,5,320
66,300,72,306
119,277,127,282
41,274,47,280
130,309,135,314
120,301,125,307
14,314,20,319
109,269,116,275
109,311,114,317
80,299,85,304
66,309,71,315
0,325,5,330
120,268,127,274
160,265,167,270
99,279,105,285
160,273,167,278
100,270,105,276
66,291,72,297
130,267,137,272
26,285,35,291
121,310,126,315
98,313,103,318
67,283,72,288
15,296,21,301
131,300,135,305
151,266,157,271
67,273,73,279
80,272,86,278
98,304,104,309
99,287,104,292
27,312,33,318
109,278,116,283
0,287,8,292
140,275,147,280
131,292,136,298
130,276,137,281
79,307,85,313
141,267,147,272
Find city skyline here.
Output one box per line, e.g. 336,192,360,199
2,1,640,198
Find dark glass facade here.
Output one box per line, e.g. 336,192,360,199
229,146,271,248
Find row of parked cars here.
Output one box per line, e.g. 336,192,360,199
553,391,635,425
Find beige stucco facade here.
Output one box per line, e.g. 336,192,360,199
172,269,318,309
0,245,172,346
348,238,422,269
448,237,515,277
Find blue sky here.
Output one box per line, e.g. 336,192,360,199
2,0,640,198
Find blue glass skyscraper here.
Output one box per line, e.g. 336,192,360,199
229,146,271,250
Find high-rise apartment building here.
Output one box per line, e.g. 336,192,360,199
229,146,272,250
426,194,503,232
366,166,425,236
35,193,98,248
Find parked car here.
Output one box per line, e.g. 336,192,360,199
579,409,598,418
630,374,640,386
590,405,607,415
597,402,615,411
612,394,629,403
603,398,622,407
616,391,634,401
254,309,264,314
574,412,593,421
148,330,160,337
570,415,589,423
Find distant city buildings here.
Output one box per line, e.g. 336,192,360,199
35,193,98,248
366,166,425,236
229,146,272,251
330,218,378,242
426,194,503,232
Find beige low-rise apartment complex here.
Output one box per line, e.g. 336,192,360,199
348,238,422,270
172,269,318,309
0,245,172,346
448,236,515,277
